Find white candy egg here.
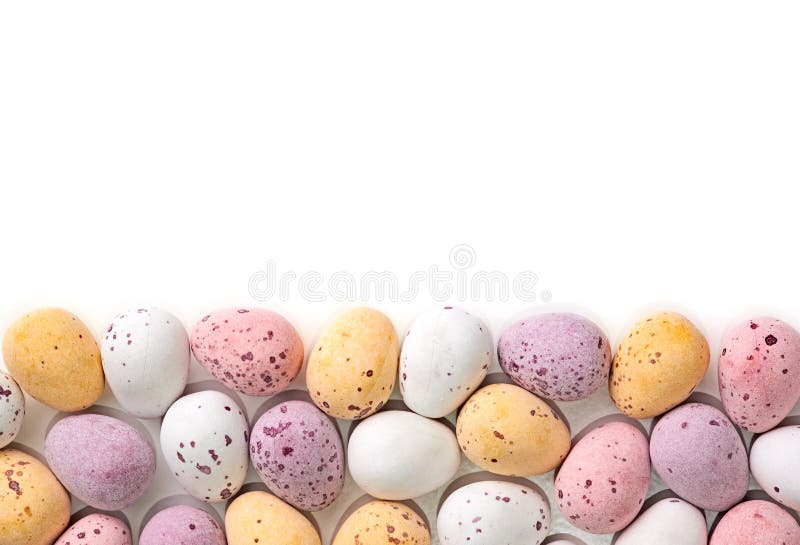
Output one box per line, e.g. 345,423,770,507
160,390,249,502
0,371,24,448
399,307,491,418
437,480,550,545
101,307,190,418
751,425,800,510
347,410,460,500
615,498,707,545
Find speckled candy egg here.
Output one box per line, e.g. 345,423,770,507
437,480,550,545
307,307,399,420
650,402,747,511
0,449,70,545
191,308,304,396
139,505,226,545
0,371,24,448
45,414,156,510
54,514,132,545
709,500,800,545
718,317,800,432
250,399,345,511
610,312,709,419
399,307,491,418
498,313,611,401
456,383,570,476
225,491,320,545
332,500,430,545
615,498,707,545
2,308,104,412
348,410,460,500
555,421,650,534
101,307,190,418
751,425,800,510
160,390,249,502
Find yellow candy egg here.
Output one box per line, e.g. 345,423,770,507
610,311,709,419
3,308,104,412
225,491,321,545
307,307,399,420
456,383,570,476
332,500,431,545
0,449,70,545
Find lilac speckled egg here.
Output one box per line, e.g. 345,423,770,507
44,414,156,510
191,308,304,396
555,421,650,534
498,313,611,401
719,317,800,432
650,402,748,511
710,500,800,545
160,390,250,502
139,505,226,545
250,400,345,511
54,513,132,545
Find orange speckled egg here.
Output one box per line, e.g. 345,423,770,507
307,307,399,420
610,312,709,419
333,501,430,545
456,383,570,476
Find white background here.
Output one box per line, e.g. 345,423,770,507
1,2,800,544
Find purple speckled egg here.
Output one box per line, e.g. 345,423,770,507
710,500,800,545
498,313,611,401
719,317,800,432
54,513,132,545
555,421,650,534
650,402,748,511
45,414,156,510
139,505,226,545
250,400,345,511
191,308,304,396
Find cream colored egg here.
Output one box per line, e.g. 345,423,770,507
0,372,24,448
456,383,570,476
2,308,104,412
333,500,430,545
225,491,321,545
0,449,70,545
307,307,399,420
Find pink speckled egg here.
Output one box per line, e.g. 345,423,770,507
191,308,304,396
555,421,650,534
54,514,132,545
498,313,611,401
139,505,226,545
44,414,156,510
710,500,800,545
250,400,345,511
719,317,800,432
650,402,748,511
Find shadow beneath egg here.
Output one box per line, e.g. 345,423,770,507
435,470,548,515
139,494,225,535
3,441,49,465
